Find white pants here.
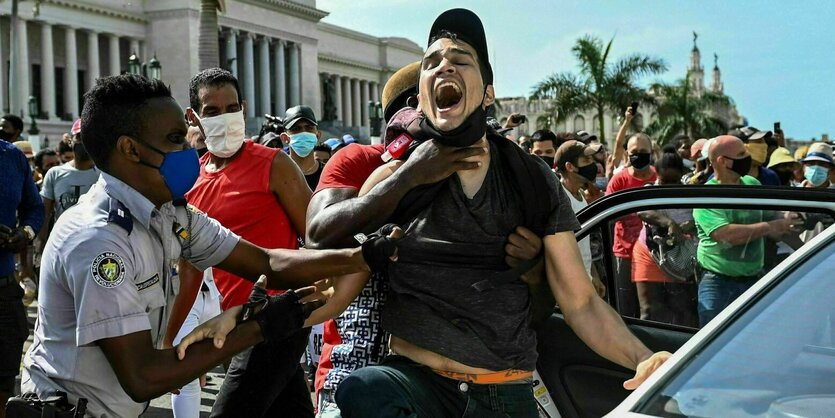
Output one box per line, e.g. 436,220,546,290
170,287,222,418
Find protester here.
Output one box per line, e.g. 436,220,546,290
674,135,694,171
33,149,61,189
13,140,35,171
607,107,635,178
693,135,800,326
683,138,706,184
19,73,388,418
282,105,325,190
0,134,43,418
731,127,780,185
313,144,332,164
633,147,697,326
553,140,607,297
57,138,74,163
181,68,314,417
606,132,657,318
1,114,24,144
529,129,559,168
335,9,670,417
799,142,834,189
767,146,801,186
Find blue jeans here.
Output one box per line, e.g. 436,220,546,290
697,270,759,326
336,355,538,418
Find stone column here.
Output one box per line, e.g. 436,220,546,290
341,76,351,127
108,34,120,76
272,40,286,114
288,42,300,106
360,80,369,129
40,22,56,120
257,36,270,116
64,27,79,120
224,30,238,77
86,31,100,90
241,33,255,118
333,74,343,124
15,18,30,117
351,78,361,128
371,82,380,104
129,39,140,57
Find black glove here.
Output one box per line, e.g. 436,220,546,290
355,223,399,273
241,286,306,344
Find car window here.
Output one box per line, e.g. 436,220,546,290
635,232,835,417
601,206,832,329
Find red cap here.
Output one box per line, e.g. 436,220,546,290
71,118,82,136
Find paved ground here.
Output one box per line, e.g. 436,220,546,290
18,300,314,417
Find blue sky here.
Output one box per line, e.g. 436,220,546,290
317,0,835,140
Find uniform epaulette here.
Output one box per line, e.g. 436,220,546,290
107,198,133,235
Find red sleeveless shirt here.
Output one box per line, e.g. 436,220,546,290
186,140,298,310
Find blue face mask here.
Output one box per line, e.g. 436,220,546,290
136,139,201,201
804,165,830,187
289,132,318,158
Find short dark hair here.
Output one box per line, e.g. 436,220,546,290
656,144,685,173
189,67,242,111
313,144,331,154
530,129,558,148
58,140,72,154
81,74,172,172
2,114,23,132
427,30,490,86
555,132,578,148
34,148,57,171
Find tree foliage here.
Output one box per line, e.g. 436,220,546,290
645,74,731,145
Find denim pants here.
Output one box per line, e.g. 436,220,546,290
336,355,538,418
697,269,759,327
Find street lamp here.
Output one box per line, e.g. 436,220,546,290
127,52,162,80
368,100,383,138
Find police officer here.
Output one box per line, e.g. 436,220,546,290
20,74,392,418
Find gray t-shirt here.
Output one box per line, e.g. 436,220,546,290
41,163,100,219
384,140,580,371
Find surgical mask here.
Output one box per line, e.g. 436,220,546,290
745,143,768,165
72,141,91,162
420,99,487,148
289,132,318,158
136,139,200,201
197,110,246,158
577,163,598,183
804,165,830,187
595,176,608,191
726,155,753,178
629,152,652,170
540,156,555,169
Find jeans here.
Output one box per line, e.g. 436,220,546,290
697,270,759,327
336,355,538,418
210,328,313,418
0,282,27,381
614,256,639,318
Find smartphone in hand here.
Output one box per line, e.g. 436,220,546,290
630,101,639,114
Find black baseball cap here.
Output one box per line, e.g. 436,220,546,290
731,126,772,143
554,140,596,172
427,8,493,85
283,105,318,130
575,130,598,143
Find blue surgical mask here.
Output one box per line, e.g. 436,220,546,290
289,132,318,158
804,165,830,187
136,139,201,201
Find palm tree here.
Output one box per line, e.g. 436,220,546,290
530,35,667,144
645,74,731,145
198,0,224,70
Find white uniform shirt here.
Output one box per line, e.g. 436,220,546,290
22,172,239,418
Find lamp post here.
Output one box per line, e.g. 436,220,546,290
127,52,162,80
28,96,41,152
368,100,383,139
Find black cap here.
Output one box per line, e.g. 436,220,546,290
283,105,318,130
575,130,598,143
731,126,772,143
427,8,493,85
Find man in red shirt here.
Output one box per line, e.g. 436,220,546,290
606,132,657,318
183,68,313,417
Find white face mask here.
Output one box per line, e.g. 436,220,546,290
197,110,246,158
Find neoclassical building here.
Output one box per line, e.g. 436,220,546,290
497,38,744,145
0,0,423,144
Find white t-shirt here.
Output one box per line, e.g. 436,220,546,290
561,182,592,275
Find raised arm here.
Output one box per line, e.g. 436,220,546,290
607,108,634,178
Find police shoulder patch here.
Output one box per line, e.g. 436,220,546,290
91,252,127,288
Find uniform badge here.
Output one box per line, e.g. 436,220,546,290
91,252,127,288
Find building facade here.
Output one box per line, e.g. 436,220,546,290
0,0,423,145
496,38,743,145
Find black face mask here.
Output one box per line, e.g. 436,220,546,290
419,100,487,148
775,169,793,185
73,142,91,162
726,155,753,178
540,156,555,168
577,163,598,183
0,130,13,141
197,147,209,158
629,152,652,170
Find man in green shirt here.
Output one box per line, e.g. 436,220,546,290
694,135,800,326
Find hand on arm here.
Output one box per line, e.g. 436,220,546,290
544,232,669,388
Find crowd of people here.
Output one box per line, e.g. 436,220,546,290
1,6,833,418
